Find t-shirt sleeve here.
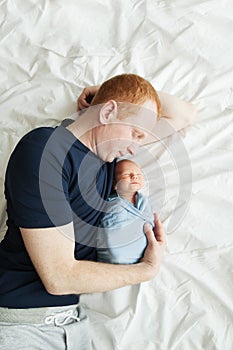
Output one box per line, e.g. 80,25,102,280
5,130,73,228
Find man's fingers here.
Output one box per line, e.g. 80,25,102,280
153,213,166,245
144,223,158,245
77,89,91,111
77,86,100,111
77,101,89,111
77,96,90,111
144,223,152,234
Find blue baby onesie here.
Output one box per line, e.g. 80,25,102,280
97,192,154,264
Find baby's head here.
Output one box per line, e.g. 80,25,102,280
114,159,144,196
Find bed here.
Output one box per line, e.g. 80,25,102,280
0,1,232,349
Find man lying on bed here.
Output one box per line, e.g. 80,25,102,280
0,73,196,350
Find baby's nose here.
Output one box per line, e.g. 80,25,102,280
131,173,138,179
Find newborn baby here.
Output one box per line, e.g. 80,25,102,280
97,159,154,264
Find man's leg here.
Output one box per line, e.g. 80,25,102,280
0,304,91,350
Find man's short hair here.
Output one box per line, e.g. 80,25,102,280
91,73,162,118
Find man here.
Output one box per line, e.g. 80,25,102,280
0,74,195,349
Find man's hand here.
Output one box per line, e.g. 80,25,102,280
141,214,166,279
77,85,100,111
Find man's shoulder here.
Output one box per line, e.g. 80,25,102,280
18,126,55,147
6,128,66,184
12,125,77,160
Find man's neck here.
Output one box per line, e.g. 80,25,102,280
66,111,98,153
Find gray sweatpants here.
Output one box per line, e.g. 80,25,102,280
0,304,91,350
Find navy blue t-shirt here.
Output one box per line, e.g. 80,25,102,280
0,125,115,308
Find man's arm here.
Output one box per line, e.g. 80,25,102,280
144,91,197,142
20,216,165,295
158,91,197,131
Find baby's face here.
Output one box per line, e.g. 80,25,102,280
114,160,144,193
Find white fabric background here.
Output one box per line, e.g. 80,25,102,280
0,1,233,349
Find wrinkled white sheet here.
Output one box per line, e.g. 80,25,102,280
0,1,233,349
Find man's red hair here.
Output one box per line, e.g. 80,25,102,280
91,73,162,118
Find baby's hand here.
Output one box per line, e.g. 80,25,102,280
77,85,100,111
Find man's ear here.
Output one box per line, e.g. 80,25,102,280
99,100,118,125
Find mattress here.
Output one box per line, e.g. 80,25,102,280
0,1,232,349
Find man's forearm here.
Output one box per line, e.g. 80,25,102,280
50,259,156,295
158,91,196,132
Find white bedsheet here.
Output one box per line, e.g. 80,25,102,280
0,1,233,349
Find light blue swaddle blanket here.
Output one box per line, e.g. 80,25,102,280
97,192,154,264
